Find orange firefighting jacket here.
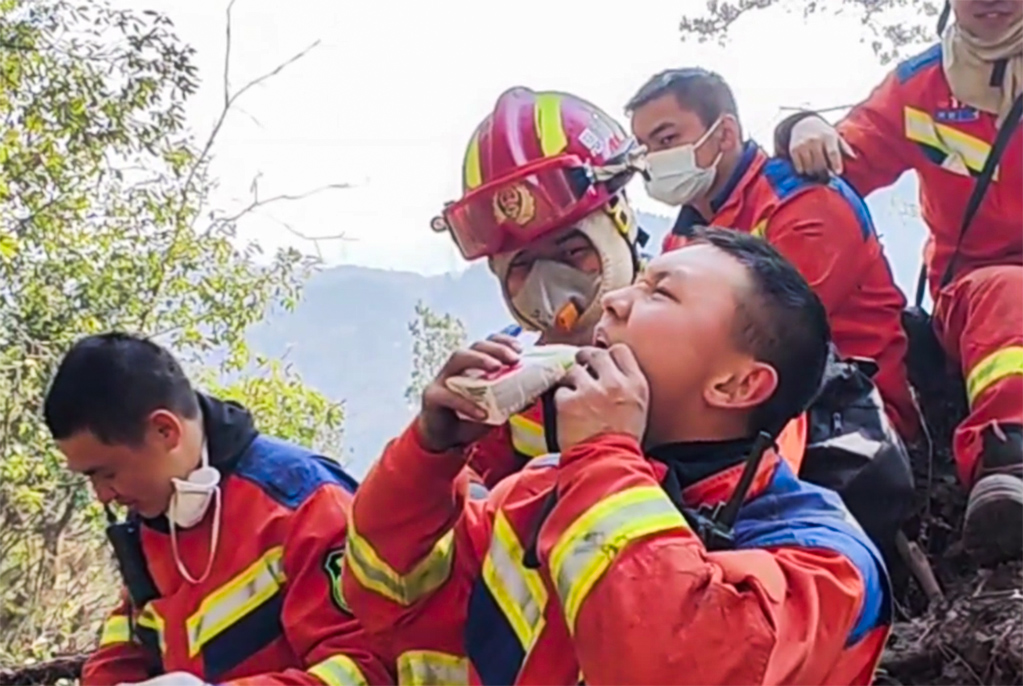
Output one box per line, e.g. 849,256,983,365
84,396,392,686
663,143,918,439
786,42,1023,292
342,422,891,685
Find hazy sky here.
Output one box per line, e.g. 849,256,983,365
112,0,927,275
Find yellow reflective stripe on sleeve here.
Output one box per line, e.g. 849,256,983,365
904,106,994,177
481,512,548,649
966,346,1023,407
397,650,469,686
308,654,369,686
549,486,688,633
509,414,547,457
534,93,568,158
186,546,286,657
98,614,130,646
463,129,483,191
136,602,166,655
345,518,454,607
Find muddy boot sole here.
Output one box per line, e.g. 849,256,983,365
962,473,1023,567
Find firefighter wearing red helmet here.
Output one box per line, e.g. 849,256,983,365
431,87,648,488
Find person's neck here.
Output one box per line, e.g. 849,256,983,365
177,419,206,477
689,149,743,219
646,408,750,449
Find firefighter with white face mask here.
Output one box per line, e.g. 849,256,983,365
431,87,646,488
44,333,393,686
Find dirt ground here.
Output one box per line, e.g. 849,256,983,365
879,356,1023,686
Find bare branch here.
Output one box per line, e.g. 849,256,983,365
138,0,324,331
209,182,353,230
224,0,236,110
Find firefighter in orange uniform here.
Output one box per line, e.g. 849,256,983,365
627,67,920,444
776,0,1023,565
342,228,892,685
43,333,393,686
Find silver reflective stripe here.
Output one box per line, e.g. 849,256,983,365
308,654,369,686
397,651,469,685
186,547,285,656
481,513,547,649
549,487,686,630
345,524,455,607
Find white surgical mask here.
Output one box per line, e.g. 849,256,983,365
643,117,724,207
510,259,600,333
167,441,222,584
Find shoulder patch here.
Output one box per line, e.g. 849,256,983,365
762,156,875,241
762,156,812,201
235,436,359,510
323,547,352,614
895,43,942,84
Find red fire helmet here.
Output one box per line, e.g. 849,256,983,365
433,87,637,260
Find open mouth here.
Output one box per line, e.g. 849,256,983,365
593,328,611,349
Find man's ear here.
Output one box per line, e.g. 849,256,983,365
147,409,183,451
720,114,743,153
705,360,778,411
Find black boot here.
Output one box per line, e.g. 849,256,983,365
962,424,1023,567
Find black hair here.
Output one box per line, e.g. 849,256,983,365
44,332,199,444
626,67,739,130
688,226,830,436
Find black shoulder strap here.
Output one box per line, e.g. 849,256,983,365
934,93,1023,294
105,511,160,609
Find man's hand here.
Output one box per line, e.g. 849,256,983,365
554,344,649,451
417,334,522,453
789,115,856,177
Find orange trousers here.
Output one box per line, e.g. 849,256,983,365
935,265,1023,487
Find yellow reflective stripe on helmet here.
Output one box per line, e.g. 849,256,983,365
136,602,166,655
549,486,687,633
99,614,130,646
186,546,285,657
345,518,454,607
534,93,568,158
463,129,483,191
966,346,1023,407
308,654,369,686
509,413,547,457
397,650,469,685
481,512,548,649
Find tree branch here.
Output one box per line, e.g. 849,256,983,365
138,0,326,332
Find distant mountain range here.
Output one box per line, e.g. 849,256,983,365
246,176,928,476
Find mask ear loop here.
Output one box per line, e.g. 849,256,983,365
168,440,221,584
170,486,221,584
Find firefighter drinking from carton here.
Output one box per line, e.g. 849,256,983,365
342,228,893,685
44,333,393,686
774,0,1023,565
430,86,648,488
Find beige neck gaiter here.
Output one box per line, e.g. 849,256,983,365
942,17,1023,125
